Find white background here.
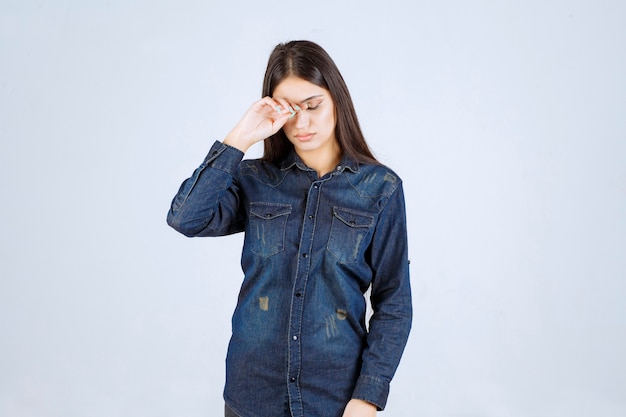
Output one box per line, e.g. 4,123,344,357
1,1,625,416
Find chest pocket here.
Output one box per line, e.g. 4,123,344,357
249,202,292,258
327,207,375,263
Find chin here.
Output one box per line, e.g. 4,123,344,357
294,142,321,153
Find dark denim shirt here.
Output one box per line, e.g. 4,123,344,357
167,141,412,417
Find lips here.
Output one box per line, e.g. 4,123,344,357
295,133,315,142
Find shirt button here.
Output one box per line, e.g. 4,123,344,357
302,253,307,258
308,215,314,220
290,377,296,382
295,292,302,297
292,335,298,341
336,165,342,171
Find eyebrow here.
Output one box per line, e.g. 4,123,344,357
299,94,324,103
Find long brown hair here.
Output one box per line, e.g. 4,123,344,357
261,40,378,165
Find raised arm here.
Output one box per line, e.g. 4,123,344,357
166,96,294,237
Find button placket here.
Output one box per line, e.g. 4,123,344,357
286,180,322,415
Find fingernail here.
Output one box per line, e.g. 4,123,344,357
294,105,301,111
275,105,282,113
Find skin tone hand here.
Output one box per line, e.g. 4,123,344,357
224,96,294,153
342,399,377,417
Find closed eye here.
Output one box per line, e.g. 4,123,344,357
305,100,322,110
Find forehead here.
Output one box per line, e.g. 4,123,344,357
272,76,329,102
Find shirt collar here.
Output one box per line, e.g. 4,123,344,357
280,148,359,174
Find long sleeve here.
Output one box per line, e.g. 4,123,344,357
167,141,246,237
351,183,413,410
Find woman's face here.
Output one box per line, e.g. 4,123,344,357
272,76,338,159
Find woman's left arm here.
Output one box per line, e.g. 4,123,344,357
351,182,413,411
342,399,377,417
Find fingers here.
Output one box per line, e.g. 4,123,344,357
259,96,300,120
265,97,291,133
256,96,283,114
270,99,295,119
233,96,301,146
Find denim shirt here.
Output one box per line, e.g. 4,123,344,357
167,141,412,417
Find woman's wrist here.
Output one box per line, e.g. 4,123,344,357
223,128,252,153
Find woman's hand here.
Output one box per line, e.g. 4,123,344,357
223,96,294,152
342,399,377,417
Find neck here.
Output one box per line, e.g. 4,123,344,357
297,143,342,177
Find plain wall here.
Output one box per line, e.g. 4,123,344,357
1,1,625,416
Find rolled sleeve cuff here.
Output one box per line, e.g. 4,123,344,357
351,374,390,411
202,140,245,174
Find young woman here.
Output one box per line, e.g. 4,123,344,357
167,40,412,417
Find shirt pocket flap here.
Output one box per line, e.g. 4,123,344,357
250,202,292,220
332,207,374,228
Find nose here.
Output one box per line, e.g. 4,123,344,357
294,109,309,129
